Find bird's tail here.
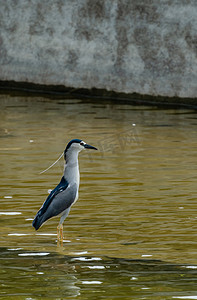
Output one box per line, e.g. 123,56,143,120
32,212,44,230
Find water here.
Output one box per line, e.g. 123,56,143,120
0,93,197,299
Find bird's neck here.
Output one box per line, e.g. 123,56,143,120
63,151,80,186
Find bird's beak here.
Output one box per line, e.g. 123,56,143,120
84,143,98,150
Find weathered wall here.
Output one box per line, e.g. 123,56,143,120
1,0,197,99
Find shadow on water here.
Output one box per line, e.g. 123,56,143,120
1,247,197,299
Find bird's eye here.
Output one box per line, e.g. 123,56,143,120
80,141,85,146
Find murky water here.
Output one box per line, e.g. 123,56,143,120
0,93,197,299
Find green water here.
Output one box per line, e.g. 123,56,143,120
0,94,197,299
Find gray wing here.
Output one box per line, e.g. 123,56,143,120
42,183,78,224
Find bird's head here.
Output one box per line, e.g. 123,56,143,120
64,139,97,160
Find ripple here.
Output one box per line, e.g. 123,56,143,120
85,266,105,269
81,281,102,285
173,297,197,299
18,252,50,256
71,257,102,262
8,248,23,251
8,233,29,236
184,266,197,269
36,233,57,236
70,251,88,255
141,254,153,257
0,212,21,215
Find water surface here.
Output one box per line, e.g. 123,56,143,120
0,94,197,299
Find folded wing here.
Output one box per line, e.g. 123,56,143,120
32,177,77,230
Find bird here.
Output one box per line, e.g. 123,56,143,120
32,139,97,241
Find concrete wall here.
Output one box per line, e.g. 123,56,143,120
1,0,197,99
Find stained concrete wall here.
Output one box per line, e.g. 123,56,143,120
1,0,197,99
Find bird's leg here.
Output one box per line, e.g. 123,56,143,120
60,224,64,241
57,225,60,241
57,208,70,243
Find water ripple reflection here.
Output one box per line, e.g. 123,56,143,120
1,248,197,299
1,95,197,298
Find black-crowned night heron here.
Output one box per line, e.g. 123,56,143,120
32,139,97,241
